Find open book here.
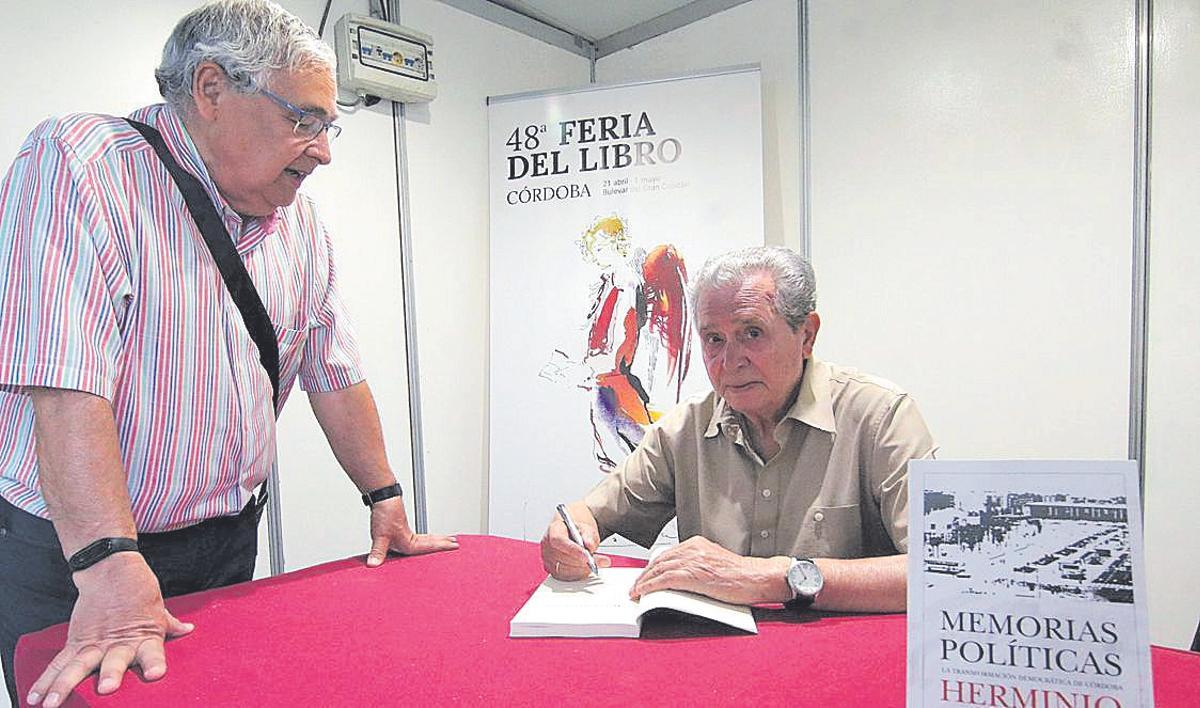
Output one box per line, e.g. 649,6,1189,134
509,567,757,638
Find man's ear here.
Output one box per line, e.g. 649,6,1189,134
191,62,227,121
802,312,821,358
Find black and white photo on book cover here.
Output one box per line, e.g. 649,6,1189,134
907,460,1153,708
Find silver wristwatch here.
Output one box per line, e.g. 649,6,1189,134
786,557,824,607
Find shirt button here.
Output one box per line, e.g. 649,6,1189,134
760,529,770,539
814,511,825,522
762,489,772,499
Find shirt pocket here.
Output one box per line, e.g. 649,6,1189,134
808,503,863,558
274,325,307,391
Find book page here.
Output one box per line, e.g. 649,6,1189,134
636,588,758,634
510,568,645,637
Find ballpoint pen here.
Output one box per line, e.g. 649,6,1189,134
556,503,599,576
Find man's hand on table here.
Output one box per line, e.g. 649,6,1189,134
540,501,612,580
629,536,792,605
27,553,193,708
366,496,459,566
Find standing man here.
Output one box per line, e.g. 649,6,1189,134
542,245,937,613
0,2,457,706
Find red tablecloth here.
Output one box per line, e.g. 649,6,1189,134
14,534,1199,706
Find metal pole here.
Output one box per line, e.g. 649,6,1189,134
388,0,429,533
797,0,812,259
1128,0,1152,499
266,461,285,575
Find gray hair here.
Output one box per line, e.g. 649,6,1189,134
155,0,335,112
691,246,817,330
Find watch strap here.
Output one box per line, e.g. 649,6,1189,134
362,483,403,507
67,537,140,573
784,593,817,610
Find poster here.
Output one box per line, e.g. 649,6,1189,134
488,67,763,553
907,460,1154,707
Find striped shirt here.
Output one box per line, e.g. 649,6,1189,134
0,104,364,532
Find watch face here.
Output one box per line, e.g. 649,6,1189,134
788,559,824,599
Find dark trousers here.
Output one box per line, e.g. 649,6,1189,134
0,495,264,705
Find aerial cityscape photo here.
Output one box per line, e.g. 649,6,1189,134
921,488,1134,603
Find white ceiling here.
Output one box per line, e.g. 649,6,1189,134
490,0,697,42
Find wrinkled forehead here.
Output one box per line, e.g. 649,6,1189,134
697,274,780,328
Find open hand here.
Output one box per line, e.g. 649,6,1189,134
27,554,193,707
630,536,791,605
366,497,458,566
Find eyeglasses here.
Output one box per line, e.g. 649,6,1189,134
259,88,342,141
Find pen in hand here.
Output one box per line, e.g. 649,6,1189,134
556,503,599,576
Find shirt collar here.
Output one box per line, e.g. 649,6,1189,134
129,104,281,250
786,356,837,434
704,356,838,438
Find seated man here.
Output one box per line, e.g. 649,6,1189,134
541,245,936,612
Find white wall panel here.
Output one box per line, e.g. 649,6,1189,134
1144,0,1200,651
808,1,1134,461
595,0,801,250
396,0,590,534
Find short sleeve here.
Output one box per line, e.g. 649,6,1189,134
870,394,938,553
0,134,122,398
584,423,678,548
297,225,364,392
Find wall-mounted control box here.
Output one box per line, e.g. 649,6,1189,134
334,14,436,104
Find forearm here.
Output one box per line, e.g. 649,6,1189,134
811,553,907,613
30,387,137,555
308,381,397,493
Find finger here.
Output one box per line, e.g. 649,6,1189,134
404,534,460,555
547,523,573,549
96,643,136,694
594,554,612,568
27,645,78,706
568,544,594,567
556,561,591,581
366,535,391,567
553,531,598,565
632,572,667,599
551,552,593,580
134,637,169,682
648,545,683,566
163,608,195,639
631,563,674,598
42,645,104,708
581,525,601,551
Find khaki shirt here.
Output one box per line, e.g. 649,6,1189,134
584,358,937,559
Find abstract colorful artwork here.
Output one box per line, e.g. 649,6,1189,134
540,215,692,472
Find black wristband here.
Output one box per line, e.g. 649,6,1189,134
67,537,140,573
784,595,816,610
362,483,403,507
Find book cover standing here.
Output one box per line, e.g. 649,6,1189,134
907,460,1154,708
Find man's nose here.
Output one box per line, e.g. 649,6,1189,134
306,130,332,165
722,339,747,368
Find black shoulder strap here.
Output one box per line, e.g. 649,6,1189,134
125,118,279,412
